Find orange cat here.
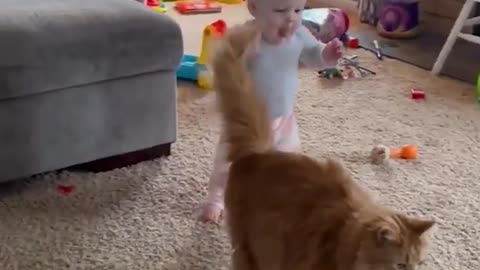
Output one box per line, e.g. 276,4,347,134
212,23,435,270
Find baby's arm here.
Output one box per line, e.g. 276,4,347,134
297,25,332,69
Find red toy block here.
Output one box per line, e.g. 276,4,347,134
411,88,425,100
347,37,359,48
146,0,160,7
57,184,75,195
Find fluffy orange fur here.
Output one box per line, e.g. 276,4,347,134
212,22,435,270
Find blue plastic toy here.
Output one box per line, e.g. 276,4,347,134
177,54,199,81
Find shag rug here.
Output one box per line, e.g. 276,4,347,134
1,3,479,268
0,48,479,270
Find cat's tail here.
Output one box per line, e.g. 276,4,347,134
212,23,273,163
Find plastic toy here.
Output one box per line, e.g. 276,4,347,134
302,8,350,43
176,20,227,90
411,88,425,100
197,19,226,64
196,19,226,90
216,0,243,3
177,54,199,81
57,184,75,195
318,67,343,79
146,0,167,13
175,1,222,14
377,0,421,39
340,34,360,49
318,56,375,80
340,56,376,76
370,144,417,163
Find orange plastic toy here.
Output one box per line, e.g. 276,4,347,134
370,144,417,163
389,145,417,159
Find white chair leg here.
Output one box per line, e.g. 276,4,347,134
464,16,480,27
432,0,476,75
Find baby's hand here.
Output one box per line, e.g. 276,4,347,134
322,38,343,65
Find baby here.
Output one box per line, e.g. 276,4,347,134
199,0,343,223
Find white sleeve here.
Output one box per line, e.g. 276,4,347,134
297,25,329,69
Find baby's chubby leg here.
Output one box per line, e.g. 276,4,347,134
198,138,230,224
199,113,300,224
272,113,302,153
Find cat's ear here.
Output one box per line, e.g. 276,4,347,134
375,224,399,244
405,217,435,236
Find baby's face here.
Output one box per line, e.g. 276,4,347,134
250,0,307,44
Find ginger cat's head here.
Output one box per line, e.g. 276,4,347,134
354,213,435,270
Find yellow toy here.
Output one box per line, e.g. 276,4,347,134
197,19,227,90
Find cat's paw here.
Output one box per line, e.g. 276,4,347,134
198,202,224,224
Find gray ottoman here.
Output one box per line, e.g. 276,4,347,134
0,0,183,182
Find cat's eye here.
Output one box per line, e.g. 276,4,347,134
396,263,407,270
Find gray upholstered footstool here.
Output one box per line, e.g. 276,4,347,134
0,0,183,182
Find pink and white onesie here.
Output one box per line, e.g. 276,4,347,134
199,25,332,223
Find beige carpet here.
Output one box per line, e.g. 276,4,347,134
1,4,480,270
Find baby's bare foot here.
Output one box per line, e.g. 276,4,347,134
198,202,224,224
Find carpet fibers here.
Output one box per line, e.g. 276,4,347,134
1,49,480,269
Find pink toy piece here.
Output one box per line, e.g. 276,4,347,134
57,184,75,195
411,88,425,100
